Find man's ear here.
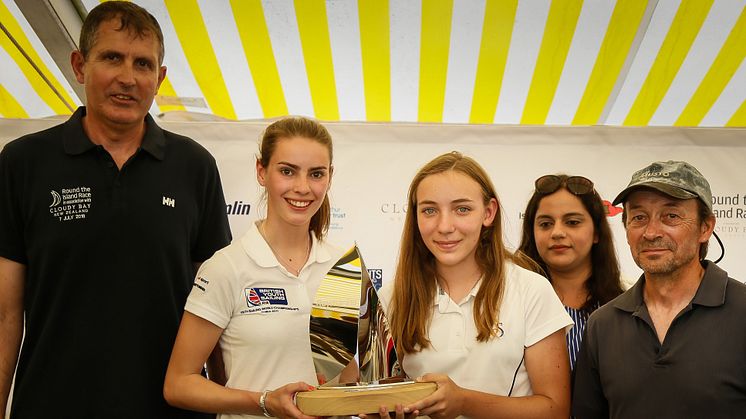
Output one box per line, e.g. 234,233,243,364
699,214,716,244
71,50,86,84
156,65,167,93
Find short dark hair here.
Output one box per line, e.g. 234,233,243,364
518,174,623,312
79,1,165,64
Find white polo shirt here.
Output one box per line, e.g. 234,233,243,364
379,262,573,398
185,222,345,419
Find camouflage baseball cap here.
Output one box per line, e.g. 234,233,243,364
612,160,712,212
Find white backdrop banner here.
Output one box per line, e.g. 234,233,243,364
2,118,745,286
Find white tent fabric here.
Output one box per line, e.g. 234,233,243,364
1,0,745,126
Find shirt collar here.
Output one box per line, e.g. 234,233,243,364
613,260,727,314
62,106,165,160
612,277,645,314
241,221,332,269
691,260,728,307
434,278,482,312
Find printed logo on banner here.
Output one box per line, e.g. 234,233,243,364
379,202,408,224
380,203,407,214
712,193,746,237
226,200,251,216
602,200,623,217
368,268,383,290
331,206,347,231
48,186,92,222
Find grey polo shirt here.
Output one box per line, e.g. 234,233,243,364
572,261,746,419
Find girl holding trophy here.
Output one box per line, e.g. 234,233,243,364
164,117,343,419
378,152,573,419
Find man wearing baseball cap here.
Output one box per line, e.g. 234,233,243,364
572,161,746,418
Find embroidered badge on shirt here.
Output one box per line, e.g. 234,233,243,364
193,276,209,292
49,186,92,222
242,287,297,314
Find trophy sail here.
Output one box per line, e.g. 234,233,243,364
357,252,399,382
298,246,436,416
308,245,398,385
308,246,360,384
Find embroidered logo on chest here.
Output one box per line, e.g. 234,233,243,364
245,287,289,307
48,186,92,222
241,287,299,315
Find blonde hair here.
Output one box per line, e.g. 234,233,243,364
389,152,534,355
258,116,333,240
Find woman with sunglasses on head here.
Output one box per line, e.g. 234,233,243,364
518,174,624,371
163,117,345,419
369,152,573,419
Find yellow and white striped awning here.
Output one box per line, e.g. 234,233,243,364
1,0,745,126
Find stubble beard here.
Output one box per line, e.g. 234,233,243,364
633,239,698,277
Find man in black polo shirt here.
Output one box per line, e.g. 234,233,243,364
0,2,231,418
572,160,746,418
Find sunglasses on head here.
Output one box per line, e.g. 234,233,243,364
535,175,594,195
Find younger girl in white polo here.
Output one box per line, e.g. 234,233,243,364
164,117,344,419
377,152,573,419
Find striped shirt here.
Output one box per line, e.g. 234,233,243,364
564,302,599,370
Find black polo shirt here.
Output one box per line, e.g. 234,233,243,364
572,261,746,419
0,107,231,418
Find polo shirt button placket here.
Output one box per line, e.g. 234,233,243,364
103,156,123,210
448,306,465,350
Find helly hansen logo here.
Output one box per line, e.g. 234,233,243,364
162,196,175,207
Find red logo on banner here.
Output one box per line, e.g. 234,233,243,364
603,200,623,217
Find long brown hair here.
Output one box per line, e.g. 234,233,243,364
389,152,528,355
518,174,623,312
257,116,333,240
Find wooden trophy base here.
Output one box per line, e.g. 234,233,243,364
296,381,437,416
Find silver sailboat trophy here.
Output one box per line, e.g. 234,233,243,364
296,246,435,416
